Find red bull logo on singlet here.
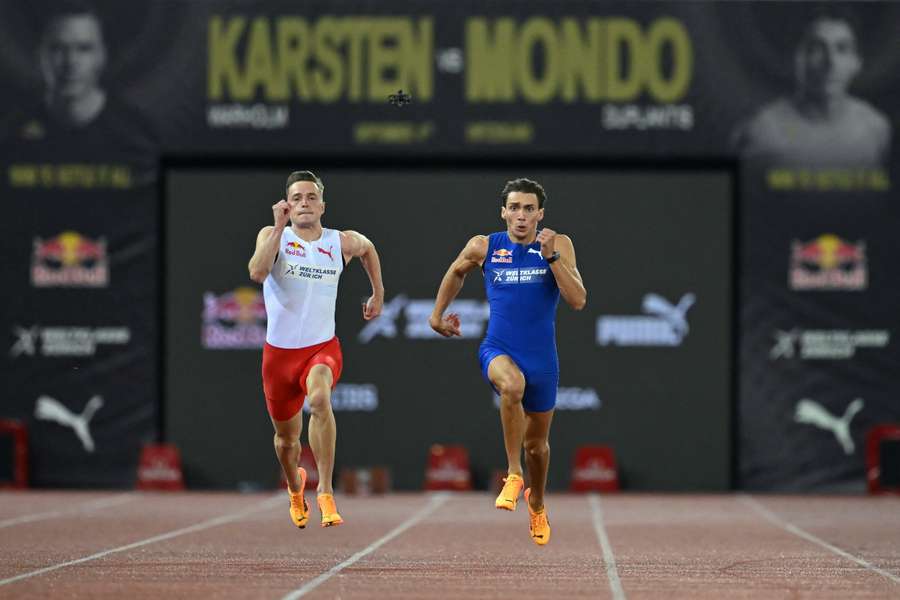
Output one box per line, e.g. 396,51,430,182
284,241,305,257
490,248,513,264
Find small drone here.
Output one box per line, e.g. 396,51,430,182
388,89,412,107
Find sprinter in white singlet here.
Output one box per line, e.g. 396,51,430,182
248,170,384,529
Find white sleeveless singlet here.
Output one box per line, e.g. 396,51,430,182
263,227,343,349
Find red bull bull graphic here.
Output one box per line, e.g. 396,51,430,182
201,287,267,349
789,234,867,291
30,231,108,288
284,241,305,257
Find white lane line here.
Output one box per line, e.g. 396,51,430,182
741,495,900,585
0,493,135,529
0,494,283,587
282,492,451,600
588,494,627,600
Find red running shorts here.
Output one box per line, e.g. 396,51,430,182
262,336,343,421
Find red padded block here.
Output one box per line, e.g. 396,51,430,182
0,419,28,489
570,445,620,492
136,444,185,491
424,444,472,491
866,424,900,495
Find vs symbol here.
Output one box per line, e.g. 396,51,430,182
388,89,412,107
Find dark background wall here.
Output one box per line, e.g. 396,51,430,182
165,167,733,490
2,0,897,492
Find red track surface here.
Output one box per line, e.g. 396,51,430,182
1,491,898,599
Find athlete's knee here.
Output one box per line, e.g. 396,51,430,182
496,373,526,400
273,433,299,454
306,386,332,415
524,438,549,459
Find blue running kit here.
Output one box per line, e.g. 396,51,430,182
478,231,560,412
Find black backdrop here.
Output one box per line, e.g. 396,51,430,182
165,166,733,490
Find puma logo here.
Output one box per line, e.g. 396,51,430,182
642,293,695,337
794,398,864,455
318,246,334,261
527,248,543,257
34,395,104,452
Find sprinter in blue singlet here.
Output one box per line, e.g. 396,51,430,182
430,178,587,546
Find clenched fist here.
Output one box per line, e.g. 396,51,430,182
537,228,557,259
272,199,290,228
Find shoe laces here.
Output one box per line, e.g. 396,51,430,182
529,507,548,529
290,492,306,511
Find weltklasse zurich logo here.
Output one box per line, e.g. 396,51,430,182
358,294,489,343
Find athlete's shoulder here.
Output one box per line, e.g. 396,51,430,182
257,225,276,240
460,234,488,262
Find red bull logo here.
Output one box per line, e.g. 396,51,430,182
491,248,513,264
31,231,108,287
285,241,305,257
202,287,267,349
790,234,867,291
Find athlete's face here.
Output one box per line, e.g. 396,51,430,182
501,192,543,242
795,19,860,100
286,181,325,227
40,15,106,100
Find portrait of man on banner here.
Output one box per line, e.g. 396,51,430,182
731,8,892,169
2,1,157,158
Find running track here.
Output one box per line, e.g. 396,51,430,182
1,491,898,598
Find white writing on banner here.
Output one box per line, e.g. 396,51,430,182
303,384,379,413
493,387,601,411
770,329,890,360
358,294,490,343
596,293,695,347
10,326,130,357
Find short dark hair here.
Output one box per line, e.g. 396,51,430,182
501,178,546,209
42,1,104,41
285,170,324,197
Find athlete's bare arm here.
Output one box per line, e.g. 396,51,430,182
340,230,384,321
537,229,586,310
429,235,488,337
248,200,291,283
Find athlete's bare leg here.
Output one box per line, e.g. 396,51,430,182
523,409,554,511
306,364,336,495
488,355,526,477
271,411,304,492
